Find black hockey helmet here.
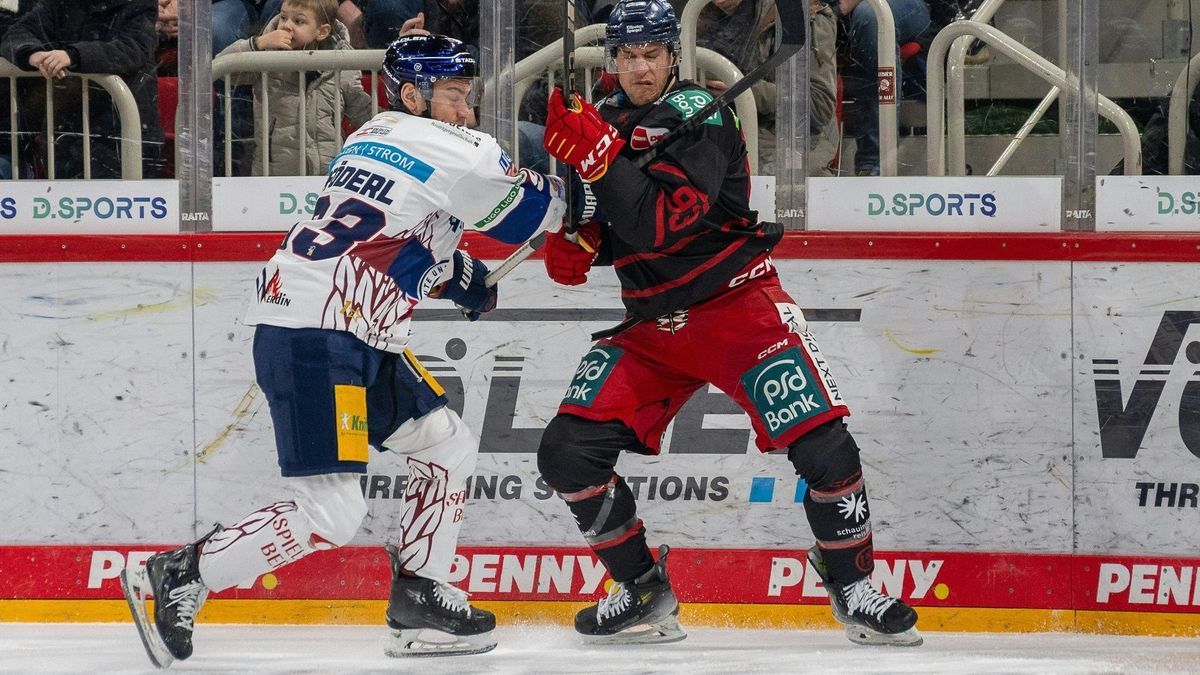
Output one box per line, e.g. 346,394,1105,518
605,0,682,57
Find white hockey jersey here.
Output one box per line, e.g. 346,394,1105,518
245,111,565,353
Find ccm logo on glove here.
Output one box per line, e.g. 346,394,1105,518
543,87,626,183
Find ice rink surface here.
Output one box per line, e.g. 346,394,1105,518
2,624,1199,674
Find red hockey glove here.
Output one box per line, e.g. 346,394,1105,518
543,220,602,286
544,87,625,183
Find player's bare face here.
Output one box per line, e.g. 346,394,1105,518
427,79,474,126
614,44,673,107
276,3,330,50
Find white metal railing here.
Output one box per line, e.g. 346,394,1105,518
211,49,385,177
513,23,760,172
1167,50,1200,175
0,58,144,180
211,19,761,177
927,21,1141,176
946,0,1083,176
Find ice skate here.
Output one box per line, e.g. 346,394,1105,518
575,545,687,645
121,529,216,668
807,546,922,646
383,543,497,657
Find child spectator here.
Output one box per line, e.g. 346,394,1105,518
217,0,374,176
0,0,165,179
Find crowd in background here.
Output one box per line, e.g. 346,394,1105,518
1,0,1095,182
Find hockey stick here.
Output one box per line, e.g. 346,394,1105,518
634,0,806,169
484,231,545,287
486,1,805,288
483,1,578,289
562,0,578,234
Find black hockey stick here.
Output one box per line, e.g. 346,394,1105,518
562,0,578,233
485,0,580,288
634,0,806,168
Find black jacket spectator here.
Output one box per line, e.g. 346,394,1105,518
421,0,478,47
0,0,164,178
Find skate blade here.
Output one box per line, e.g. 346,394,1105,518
120,568,175,669
581,616,688,646
844,624,923,647
383,627,497,657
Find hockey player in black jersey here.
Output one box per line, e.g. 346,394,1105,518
537,0,921,648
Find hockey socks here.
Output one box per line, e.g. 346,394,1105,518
195,501,331,592
787,420,875,583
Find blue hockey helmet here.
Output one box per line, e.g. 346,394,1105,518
382,34,480,112
605,0,681,57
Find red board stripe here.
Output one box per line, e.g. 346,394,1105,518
2,232,1200,263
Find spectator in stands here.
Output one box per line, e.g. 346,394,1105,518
218,0,374,176
261,0,470,50
0,0,31,36
589,0,617,23
214,0,263,55
0,0,166,179
155,0,178,75
836,0,930,175
696,0,839,175
157,0,178,40
0,0,36,179
262,0,370,48
1113,93,1200,176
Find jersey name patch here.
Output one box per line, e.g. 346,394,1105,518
562,346,623,407
666,90,722,126
741,347,829,439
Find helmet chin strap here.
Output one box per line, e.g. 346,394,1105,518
651,54,681,102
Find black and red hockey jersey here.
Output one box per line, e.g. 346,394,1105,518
589,79,783,321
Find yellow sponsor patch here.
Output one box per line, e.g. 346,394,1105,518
333,384,369,463
403,348,445,397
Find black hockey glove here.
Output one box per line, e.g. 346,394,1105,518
430,250,497,321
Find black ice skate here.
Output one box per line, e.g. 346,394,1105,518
807,546,922,646
121,528,217,668
575,545,687,645
383,543,497,657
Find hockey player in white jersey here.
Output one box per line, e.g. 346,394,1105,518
121,34,566,667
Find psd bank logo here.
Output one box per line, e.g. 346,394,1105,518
1093,310,1200,460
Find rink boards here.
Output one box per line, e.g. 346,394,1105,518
1,232,1200,635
